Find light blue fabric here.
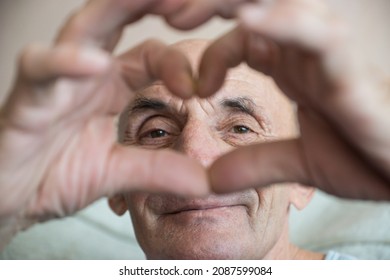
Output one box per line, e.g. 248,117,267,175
325,250,357,260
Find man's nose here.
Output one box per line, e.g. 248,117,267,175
173,121,222,168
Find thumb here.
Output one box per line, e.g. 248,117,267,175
209,137,390,201
209,139,311,193
103,145,210,198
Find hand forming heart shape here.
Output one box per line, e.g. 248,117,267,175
1,0,389,249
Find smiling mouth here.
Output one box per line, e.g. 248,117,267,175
146,192,252,217
164,204,245,216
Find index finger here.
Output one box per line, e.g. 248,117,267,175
197,26,247,98
56,0,254,51
56,0,182,50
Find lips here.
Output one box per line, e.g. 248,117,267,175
145,192,252,216
165,201,240,215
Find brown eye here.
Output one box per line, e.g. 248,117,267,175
232,125,252,134
148,129,168,138
137,116,180,148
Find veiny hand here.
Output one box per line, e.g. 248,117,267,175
197,0,390,200
0,0,246,247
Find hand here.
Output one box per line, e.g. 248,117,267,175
197,0,390,200
0,0,232,248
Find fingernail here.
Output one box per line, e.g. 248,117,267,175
79,48,111,70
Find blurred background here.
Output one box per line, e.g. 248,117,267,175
1,0,390,104
0,0,236,104
0,0,389,259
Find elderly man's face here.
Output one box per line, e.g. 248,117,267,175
113,40,311,259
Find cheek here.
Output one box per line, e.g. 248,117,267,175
262,82,297,138
125,192,151,229
125,192,147,210
252,186,291,236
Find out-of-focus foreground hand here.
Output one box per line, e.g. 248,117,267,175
199,0,390,200
0,0,248,249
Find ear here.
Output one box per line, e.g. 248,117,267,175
108,194,128,216
289,184,315,211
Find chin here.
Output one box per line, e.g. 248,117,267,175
135,208,259,259
144,234,252,260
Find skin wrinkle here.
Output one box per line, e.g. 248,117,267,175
176,98,186,116
197,97,216,119
130,75,276,136
245,187,263,233
207,96,219,118
261,190,273,257
220,97,271,136
126,95,270,149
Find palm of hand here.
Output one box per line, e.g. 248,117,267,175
1,65,129,222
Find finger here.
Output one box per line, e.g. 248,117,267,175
197,27,246,98
245,32,281,77
56,0,167,50
118,39,194,99
238,3,345,52
297,108,390,201
165,0,251,30
209,139,311,193
104,145,210,197
198,2,344,99
209,110,390,201
268,45,318,104
56,0,246,50
18,43,111,82
198,25,281,98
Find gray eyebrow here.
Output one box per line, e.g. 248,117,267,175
129,97,168,113
118,97,170,143
128,96,258,117
220,97,256,116
220,96,272,133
